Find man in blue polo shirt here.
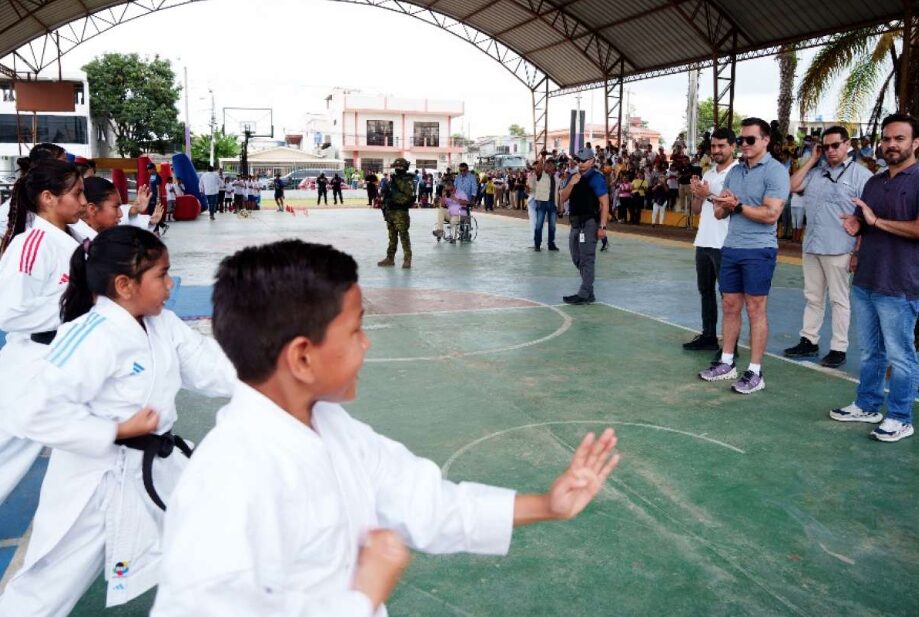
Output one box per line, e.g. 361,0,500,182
698,118,789,394
831,113,919,443
558,147,609,304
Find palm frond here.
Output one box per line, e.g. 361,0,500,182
871,31,899,64
837,52,883,122
797,28,879,118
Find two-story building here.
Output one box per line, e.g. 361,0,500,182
326,89,465,173
0,74,93,175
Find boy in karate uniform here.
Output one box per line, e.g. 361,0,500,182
153,240,620,616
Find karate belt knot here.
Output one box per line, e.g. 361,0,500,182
115,431,193,511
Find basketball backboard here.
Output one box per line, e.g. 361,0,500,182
223,107,273,138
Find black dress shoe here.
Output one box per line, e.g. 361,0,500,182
683,335,720,351
564,294,595,305
784,337,819,357
534,246,541,252
548,244,559,251
820,350,847,368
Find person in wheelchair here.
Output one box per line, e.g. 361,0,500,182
432,182,469,243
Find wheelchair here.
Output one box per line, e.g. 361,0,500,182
441,207,477,243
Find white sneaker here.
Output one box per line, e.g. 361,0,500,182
870,418,914,443
829,402,883,424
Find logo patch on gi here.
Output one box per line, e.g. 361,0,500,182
131,362,145,375
58,273,69,284
113,561,129,578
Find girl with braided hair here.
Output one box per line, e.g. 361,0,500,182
0,158,84,505
0,142,66,242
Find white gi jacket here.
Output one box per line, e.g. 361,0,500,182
0,216,77,502
13,297,236,606
152,382,516,616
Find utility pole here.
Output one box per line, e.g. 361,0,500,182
575,93,582,152
208,89,216,167
686,67,699,156
183,66,191,155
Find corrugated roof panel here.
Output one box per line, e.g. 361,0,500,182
604,7,711,71
528,44,603,86
464,2,536,35
0,0,911,90
566,0,665,29
501,20,567,54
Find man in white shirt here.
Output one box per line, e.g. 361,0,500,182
199,165,222,220
683,127,738,350
531,157,560,251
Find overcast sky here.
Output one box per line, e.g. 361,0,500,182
46,0,853,145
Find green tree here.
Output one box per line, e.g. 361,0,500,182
797,28,904,134
83,53,182,157
696,97,744,135
191,130,240,169
508,124,528,138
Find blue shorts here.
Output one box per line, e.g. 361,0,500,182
719,247,778,296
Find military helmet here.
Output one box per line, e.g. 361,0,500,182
392,157,410,170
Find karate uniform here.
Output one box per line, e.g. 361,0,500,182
151,382,515,616
0,216,77,504
0,297,236,615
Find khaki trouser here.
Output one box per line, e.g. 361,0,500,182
801,252,852,351
677,184,692,212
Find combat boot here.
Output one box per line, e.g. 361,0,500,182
377,257,395,267
402,257,412,269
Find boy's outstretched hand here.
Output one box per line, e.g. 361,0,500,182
514,428,620,526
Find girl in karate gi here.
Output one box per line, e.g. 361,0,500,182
0,226,237,615
0,158,84,505
69,176,159,242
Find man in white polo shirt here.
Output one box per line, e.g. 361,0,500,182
683,127,738,351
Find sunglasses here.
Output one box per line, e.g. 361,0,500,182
822,141,846,150
739,136,760,146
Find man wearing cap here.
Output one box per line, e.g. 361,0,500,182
558,147,609,304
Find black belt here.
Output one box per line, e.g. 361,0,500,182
30,330,57,345
115,431,193,511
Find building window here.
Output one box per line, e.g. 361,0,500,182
73,84,85,106
361,158,383,173
0,114,88,144
366,120,393,146
415,159,437,170
412,122,439,147
497,145,510,154
344,158,354,170
0,81,14,102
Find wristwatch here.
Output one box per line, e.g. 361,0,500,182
733,203,743,215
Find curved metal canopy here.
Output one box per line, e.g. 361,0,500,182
1,0,913,90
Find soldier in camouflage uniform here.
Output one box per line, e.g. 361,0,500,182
378,157,415,269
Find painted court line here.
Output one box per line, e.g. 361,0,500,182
365,301,572,363
441,419,745,477
590,301,919,403
363,303,545,320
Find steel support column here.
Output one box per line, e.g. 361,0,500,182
604,60,625,147
531,76,549,154
712,31,737,130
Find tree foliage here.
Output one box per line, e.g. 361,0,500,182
190,130,240,169
508,123,528,138
696,98,744,135
83,53,182,157
796,27,901,129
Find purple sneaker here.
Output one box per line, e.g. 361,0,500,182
732,370,765,394
699,361,737,382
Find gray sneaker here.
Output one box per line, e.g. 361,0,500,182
829,402,883,423
699,361,737,382
732,370,765,394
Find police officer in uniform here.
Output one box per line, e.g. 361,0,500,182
558,147,610,304
378,157,415,269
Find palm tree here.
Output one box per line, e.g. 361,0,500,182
797,26,902,137
776,46,798,138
